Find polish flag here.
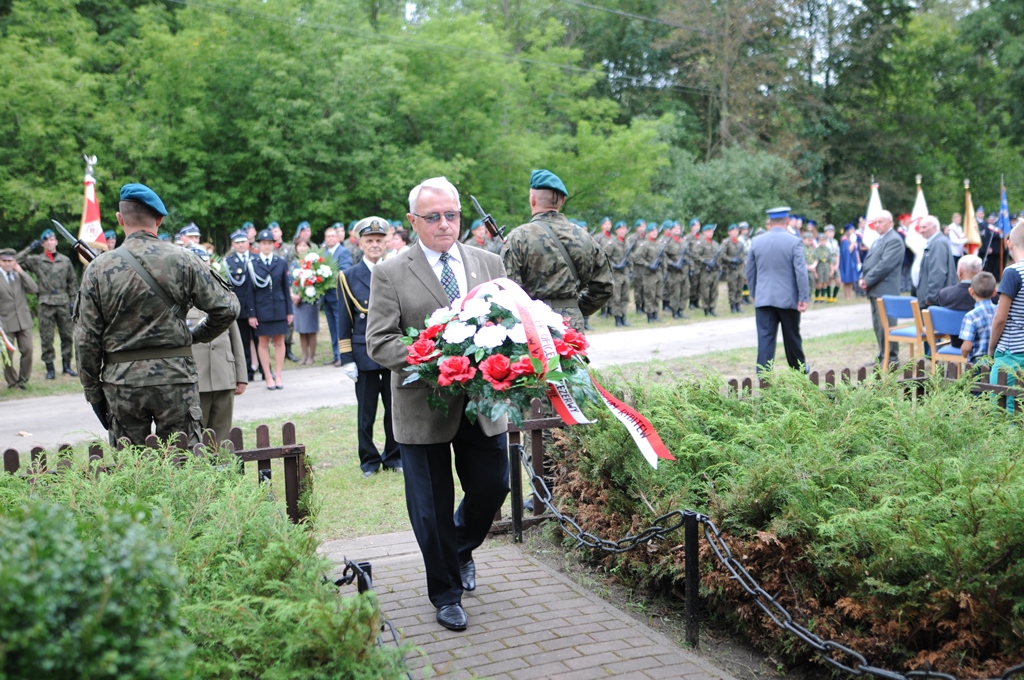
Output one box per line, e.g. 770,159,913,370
904,177,928,256
79,156,103,245
862,180,884,249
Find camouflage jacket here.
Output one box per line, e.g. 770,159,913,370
604,235,628,272
502,211,613,324
665,237,686,273
690,237,720,269
74,231,240,404
633,236,666,271
721,238,745,269
16,247,78,306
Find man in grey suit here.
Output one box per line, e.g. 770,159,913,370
366,177,509,633
912,215,957,308
745,207,810,373
0,248,38,389
859,210,906,366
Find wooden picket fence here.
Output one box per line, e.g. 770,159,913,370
1,422,311,524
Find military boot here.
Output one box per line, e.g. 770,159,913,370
584,318,592,331
285,344,299,362
45,362,55,380
620,315,631,327
62,360,78,377
707,308,718,317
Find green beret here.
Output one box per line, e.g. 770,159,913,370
645,223,658,233
702,223,716,232
119,183,167,216
728,223,738,231
40,228,55,239
614,221,626,229
661,220,673,230
634,219,646,227
530,169,568,197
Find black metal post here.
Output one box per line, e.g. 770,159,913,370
509,438,524,543
684,510,700,648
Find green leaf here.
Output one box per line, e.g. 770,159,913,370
427,392,449,416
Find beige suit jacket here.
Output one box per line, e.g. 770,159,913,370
366,242,508,445
0,270,37,332
187,308,247,392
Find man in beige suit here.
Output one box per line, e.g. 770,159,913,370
188,283,248,443
367,177,509,633
0,248,38,389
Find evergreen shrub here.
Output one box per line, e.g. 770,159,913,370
555,368,1024,676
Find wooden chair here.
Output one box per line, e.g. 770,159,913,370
921,306,969,374
877,295,926,363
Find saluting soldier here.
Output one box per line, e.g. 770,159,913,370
692,223,721,316
722,224,746,313
502,170,612,333
224,229,258,381
74,183,239,447
338,217,401,478
17,227,79,379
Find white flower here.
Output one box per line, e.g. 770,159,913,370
304,252,320,263
317,265,332,278
442,321,476,344
426,306,458,327
530,301,567,332
304,285,317,298
507,323,527,344
459,297,492,321
474,324,508,349
486,291,521,319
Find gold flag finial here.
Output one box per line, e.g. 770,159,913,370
964,178,970,190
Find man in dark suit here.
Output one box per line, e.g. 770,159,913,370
321,223,353,366
366,177,509,633
937,254,983,349
339,217,400,478
224,230,257,380
0,248,38,389
912,215,957,308
859,210,906,366
745,207,810,373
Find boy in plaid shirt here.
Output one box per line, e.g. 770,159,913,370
959,271,997,362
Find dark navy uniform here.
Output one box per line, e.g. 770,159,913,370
225,231,256,379
339,253,401,475
244,254,293,336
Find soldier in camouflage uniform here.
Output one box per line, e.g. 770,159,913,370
691,223,722,316
627,219,646,314
631,223,667,322
687,218,702,310
17,228,79,379
802,231,818,302
722,224,746,313
592,218,616,319
814,232,833,303
607,221,632,325
74,183,239,447
664,222,687,319
503,170,612,333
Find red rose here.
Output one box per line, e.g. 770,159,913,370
406,338,440,365
554,337,575,359
420,324,444,341
562,328,589,355
479,354,516,391
509,356,536,378
437,356,477,386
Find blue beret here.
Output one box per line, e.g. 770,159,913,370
579,220,588,228
242,221,254,230
614,220,626,228
645,223,658,233
40,228,55,239
104,230,117,240
634,219,646,227
230,230,248,242
293,221,310,240
268,221,280,230
471,219,484,229
530,169,568,197
601,216,611,223
728,223,739,231
119,183,167,216
179,223,200,237
702,223,716,231
256,229,275,242
661,220,673,229
689,218,700,227
348,220,357,229
766,206,790,220
331,222,343,230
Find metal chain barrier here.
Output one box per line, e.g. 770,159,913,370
513,444,1024,680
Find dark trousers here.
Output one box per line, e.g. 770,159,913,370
399,415,510,608
755,306,806,373
869,296,899,366
236,318,255,378
321,291,342,361
355,369,401,473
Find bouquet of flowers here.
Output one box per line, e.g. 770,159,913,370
209,254,229,280
290,249,339,304
401,283,599,427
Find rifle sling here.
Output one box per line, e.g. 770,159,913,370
533,218,580,289
113,247,187,320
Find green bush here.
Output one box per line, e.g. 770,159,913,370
555,368,1024,676
0,447,408,679
0,502,190,679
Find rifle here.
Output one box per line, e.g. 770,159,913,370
667,238,691,271
51,219,98,263
469,195,507,244
613,239,635,271
704,241,728,272
647,238,670,272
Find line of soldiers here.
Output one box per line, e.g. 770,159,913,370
590,217,753,323
799,223,841,304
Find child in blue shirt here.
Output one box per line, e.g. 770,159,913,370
959,271,997,363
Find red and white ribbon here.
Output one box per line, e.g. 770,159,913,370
464,278,675,469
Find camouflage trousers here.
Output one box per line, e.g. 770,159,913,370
102,382,203,448
38,303,74,364
610,270,631,317
689,269,700,306
640,268,663,313
724,267,745,305
666,268,688,312
632,270,644,312
698,268,720,310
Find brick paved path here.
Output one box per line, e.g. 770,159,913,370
320,531,738,680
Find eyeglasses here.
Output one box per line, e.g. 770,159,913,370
413,211,461,225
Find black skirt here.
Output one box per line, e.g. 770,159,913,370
253,319,289,337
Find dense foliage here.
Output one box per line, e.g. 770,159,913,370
0,447,408,679
554,369,1024,676
1,0,1021,250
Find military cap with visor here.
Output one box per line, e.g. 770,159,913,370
766,206,791,220
256,228,275,242
355,216,389,237
230,230,248,242
0,248,16,258
179,223,200,237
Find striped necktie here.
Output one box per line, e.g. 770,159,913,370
439,252,460,303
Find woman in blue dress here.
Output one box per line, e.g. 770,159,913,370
839,223,862,300
246,229,294,389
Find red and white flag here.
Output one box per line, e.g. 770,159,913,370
79,156,102,245
905,176,928,256
862,180,884,249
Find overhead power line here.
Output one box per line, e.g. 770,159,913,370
560,0,728,38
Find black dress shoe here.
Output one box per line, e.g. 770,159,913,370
363,470,376,478
436,603,467,631
460,560,476,591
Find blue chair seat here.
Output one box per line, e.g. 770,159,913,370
937,345,962,356
890,326,923,338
